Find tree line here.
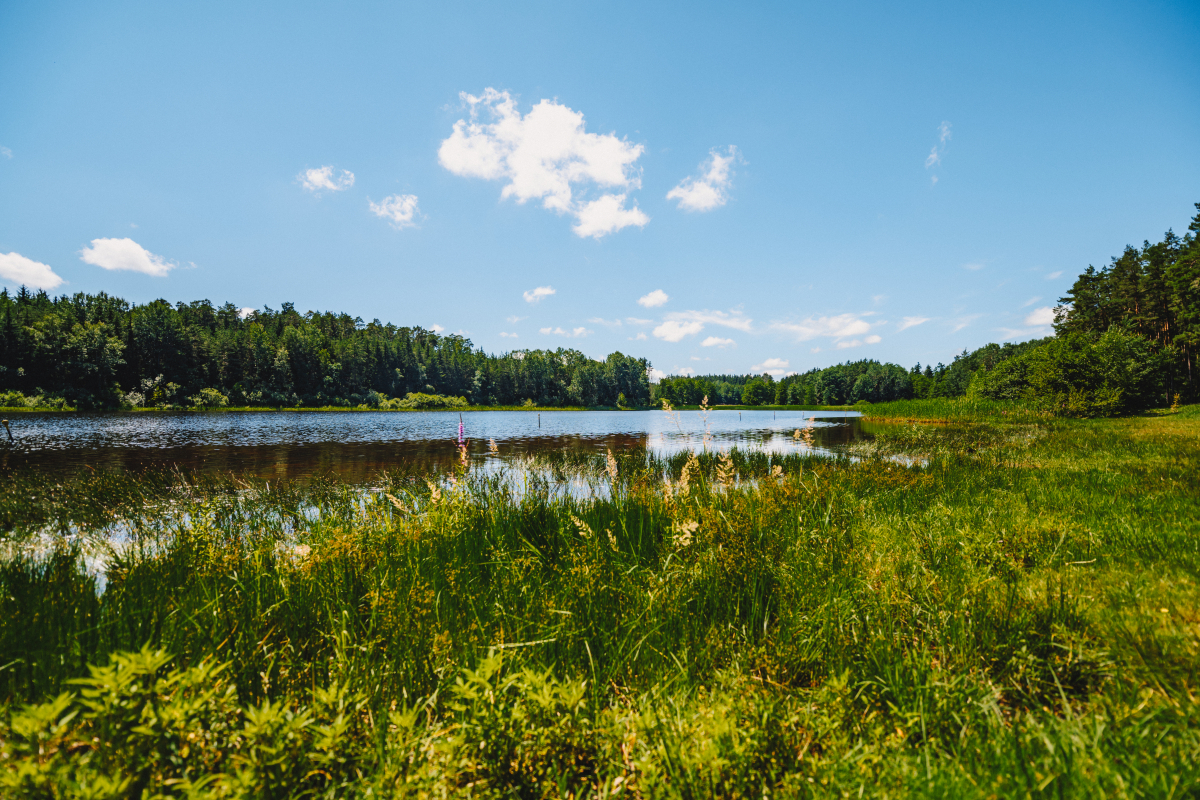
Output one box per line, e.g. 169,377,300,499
657,203,1199,414
0,292,651,408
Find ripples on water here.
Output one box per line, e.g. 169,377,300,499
3,409,865,480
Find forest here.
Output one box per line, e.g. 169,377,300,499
0,294,651,409
1,203,1196,415
658,203,1200,415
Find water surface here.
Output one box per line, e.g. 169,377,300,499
2,409,865,480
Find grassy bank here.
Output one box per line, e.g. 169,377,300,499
1,410,1198,796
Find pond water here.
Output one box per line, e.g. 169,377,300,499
0,409,865,480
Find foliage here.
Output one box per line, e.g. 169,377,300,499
969,327,1173,416
0,291,652,409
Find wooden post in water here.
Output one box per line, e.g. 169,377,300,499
2,420,10,443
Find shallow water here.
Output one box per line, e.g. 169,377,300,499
2,409,864,480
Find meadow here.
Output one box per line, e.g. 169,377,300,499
1,403,1198,797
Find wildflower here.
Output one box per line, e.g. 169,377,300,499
606,448,619,481
426,480,442,503
679,452,699,494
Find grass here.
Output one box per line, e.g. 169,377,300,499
1,407,1198,796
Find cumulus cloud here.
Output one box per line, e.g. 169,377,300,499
573,194,648,238
701,336,734,348
751,358,789,376
676,367,696,377
539,326,591,338
898,316,930,331
429,324,445,333
648,367,669,381
523,286,556,303
0,252,65,290
653,309,752,342
652,319,704,342
79,238,175,276
631,332,648,341
299,166,355,194
238,307,255,319
770,314,872,342
666,146,738,212
500,332,518,338
369,194,420,229
637,289,669,308
438,88,648,238
1024,307,1055,326
865,334,882,344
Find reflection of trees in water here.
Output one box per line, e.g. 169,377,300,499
5,420,866,483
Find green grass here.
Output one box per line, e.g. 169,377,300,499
1,410,1199,797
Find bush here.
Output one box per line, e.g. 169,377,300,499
969,328,1171,416
189,388,229,408
382,392,469,410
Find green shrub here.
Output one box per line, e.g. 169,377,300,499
381,392,469,410
969,328,1171,415
189,388,229,408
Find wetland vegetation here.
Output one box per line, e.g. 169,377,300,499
2,401,1199,797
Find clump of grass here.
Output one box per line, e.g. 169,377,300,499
1,412,1199,796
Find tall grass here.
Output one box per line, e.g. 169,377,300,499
2,413,1199,796
859,396,1058,423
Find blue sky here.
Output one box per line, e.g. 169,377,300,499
1,0,1198,378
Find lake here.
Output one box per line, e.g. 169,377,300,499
0,408,865,480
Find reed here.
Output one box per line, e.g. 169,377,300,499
1,410,1198,797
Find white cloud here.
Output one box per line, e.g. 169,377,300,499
836,340,863,349
631,332,648,340
79,238,175,276
539,326,591,338
637,289,669,308
625,316,653,326
898,316,929,331
1024,306,1055,326
865,334,882,344
523,285,556,303
963,262,984,271
0,252,65,290
666,146,738,212
299,166,355,194
925,121,951,174
1021,296,1041,308
369,194,420,229
506,315,527,324
588,317,623,328
429,324,445,333
701,336,734,348
676,367,696,377
665,309,753,332
649,367,668,381
238,307,255,319
751,358,789,376
438,88,648,238
572,193,649,238
500,331,518,338
652,320,704,342
770,314,871,342
0,146,12,159
1046,271,1063,280
950,314,981,332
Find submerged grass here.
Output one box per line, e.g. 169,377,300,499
1,410,1199,797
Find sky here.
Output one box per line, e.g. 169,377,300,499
1,0,1198,379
